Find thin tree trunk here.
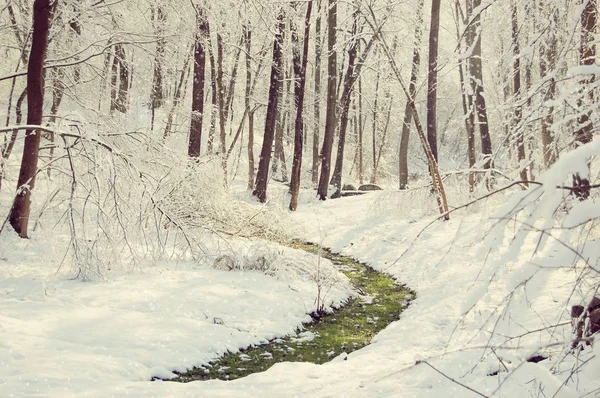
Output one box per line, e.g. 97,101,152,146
0,88,27,192
427,0,441,162
512,2,528,185
539,0,558,167
188,7,208,158
244,26,255,190
290,1,313,211
454,0,476,192
399,0,424,189
207,25,218,153
253,10,285,203
316,0,337,200
330,12,359,198
468,0,493,173
151,5,166,111
358,75,364,184
573,0,597,200
312,0,323,186
370,67,380,184
9,0,51,238
164,48,193,140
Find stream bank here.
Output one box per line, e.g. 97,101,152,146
169,241,414,382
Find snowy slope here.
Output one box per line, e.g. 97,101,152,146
1,188,599,397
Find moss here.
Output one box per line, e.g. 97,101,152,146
170,241,414,382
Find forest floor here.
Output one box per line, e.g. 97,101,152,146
1,185,599,397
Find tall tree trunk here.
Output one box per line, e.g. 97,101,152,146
468,0,493,172
9,0,51,238
539,0,558,167
188,7,208,158
330,11,359,198
253,10,285,203
512,2,528,185
151,5,166,111
358,75,364,184
164,48,192,140
316,0,337,200
573,0,597,200
244,26,255,190
427,0,441,162
290,1,313,211
207,24,218,153
370,66,380,184
312,0,323,185
216,33,227,156
399,0,424,189
454,0,476,192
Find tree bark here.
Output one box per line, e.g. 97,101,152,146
399,0,424,189
454,0,476,192
539,0,558,167
427,0,441,162
253,10,285,203
9,0,51,238
312,0,323,185
244,26,255,190
290,1,313,211
188,6,208,158
573,0,597,200
512,2,528,185
316,0,337,200
468,0,493,172
330,12,359,198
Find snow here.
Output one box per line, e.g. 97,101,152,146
1,182,599,397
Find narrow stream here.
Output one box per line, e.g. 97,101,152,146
169,241,414,382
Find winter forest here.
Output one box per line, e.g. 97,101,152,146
1,0,600,396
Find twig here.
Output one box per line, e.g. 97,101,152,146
416,360,489,398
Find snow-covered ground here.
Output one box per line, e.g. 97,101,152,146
1,184,599,397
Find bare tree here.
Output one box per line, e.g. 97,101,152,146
399,0,424,190
253,10,285,203
316,0,337,200
290,1,313,211
188,5,209,158
427,0,442,162
9,0,52,238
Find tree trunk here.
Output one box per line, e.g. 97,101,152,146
0,88,27,192
188,7,208,158
9,0,51,238
330,12,359,198
468,0,493,172
427,0,441,162
454,0,476,192
244,26,255,190
358,75,364,184
539,0,558,167
512,2,528,185
207,24,218,153
312,0,323,186
399,0,424,189
290,1,313,211
114,44,129,113
316,0,337,200
573,0,597,200
151,5,166,111
253,10,285,203
370,66,380,184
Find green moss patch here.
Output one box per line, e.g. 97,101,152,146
169,241,414,382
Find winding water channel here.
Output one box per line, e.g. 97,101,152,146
170,241,414,382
